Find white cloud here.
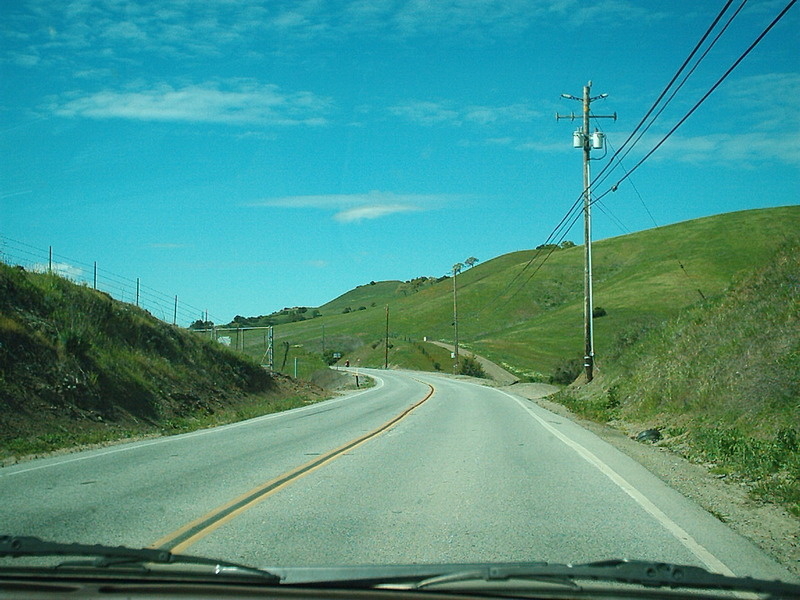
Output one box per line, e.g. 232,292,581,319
653,131,800,166
31,262,83,279
335,204,422,223
390,100,540,127
49,81,331,126
252,190,452,222
7,0,658,71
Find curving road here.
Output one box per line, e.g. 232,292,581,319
0,369,794,581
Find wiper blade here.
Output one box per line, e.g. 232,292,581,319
414,560,800,597
270,560,799,597
0,535,280,583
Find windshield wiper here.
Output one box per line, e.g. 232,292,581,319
412,560,800,597
0,535,280,583
270,560,799,597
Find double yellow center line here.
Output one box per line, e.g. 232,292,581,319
150,382,435,553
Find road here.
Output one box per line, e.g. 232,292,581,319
0,369,794,581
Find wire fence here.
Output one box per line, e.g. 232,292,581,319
0,235,217,327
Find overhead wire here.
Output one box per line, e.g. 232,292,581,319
601,0,796,195
464,0,794,322
589,0,738,192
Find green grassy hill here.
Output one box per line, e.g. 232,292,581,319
237,206,799,379
318,280,405,315
555,234,800,515
0,265,324,459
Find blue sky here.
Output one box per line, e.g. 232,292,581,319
2,1,798,325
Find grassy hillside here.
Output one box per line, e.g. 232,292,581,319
234,206,799,379
0,264,324,459
554,235,800,515
318,280,405,315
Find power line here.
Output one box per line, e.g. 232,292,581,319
590,0,739,191
464,0,794,329
603,0,796,195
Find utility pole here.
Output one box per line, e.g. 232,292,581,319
452,262,463,374
268,326,274,370
557,81,616,382
384,305,390,369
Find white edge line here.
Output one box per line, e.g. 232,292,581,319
1,376,386,478
501,390,735,577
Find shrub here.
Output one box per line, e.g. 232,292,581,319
549,357,583,385
459,356,486,378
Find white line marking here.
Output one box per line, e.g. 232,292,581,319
501,390,735,577
1,377,385,477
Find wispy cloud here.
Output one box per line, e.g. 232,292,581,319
390,100,540,127
653,131,800,166
31,262,82,279
48,81,331,126
627,72,800,167
335,204,422,223
251,191,452,222
6,0,658,71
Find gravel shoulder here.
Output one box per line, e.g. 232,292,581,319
503,384,800,576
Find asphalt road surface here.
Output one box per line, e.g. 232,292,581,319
0,369,794,581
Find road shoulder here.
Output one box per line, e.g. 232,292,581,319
502,384,800,577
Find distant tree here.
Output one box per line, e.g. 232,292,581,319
453,262,464,275
322,349,339,365
593,306,607,318
464,256,479,268
560,240,576,249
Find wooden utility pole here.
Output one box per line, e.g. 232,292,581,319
452,263,463,374
384,305,390,369
557,81,616,382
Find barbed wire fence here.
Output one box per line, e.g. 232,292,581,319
0,235,220,328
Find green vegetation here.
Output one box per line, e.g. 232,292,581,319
231,207,799,378
554,236,800,515
213,206,800,515
0,264,324,459
5,206,798,516
459,356,487,378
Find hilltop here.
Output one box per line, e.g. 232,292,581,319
238,206,798,380
0,264,325,460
